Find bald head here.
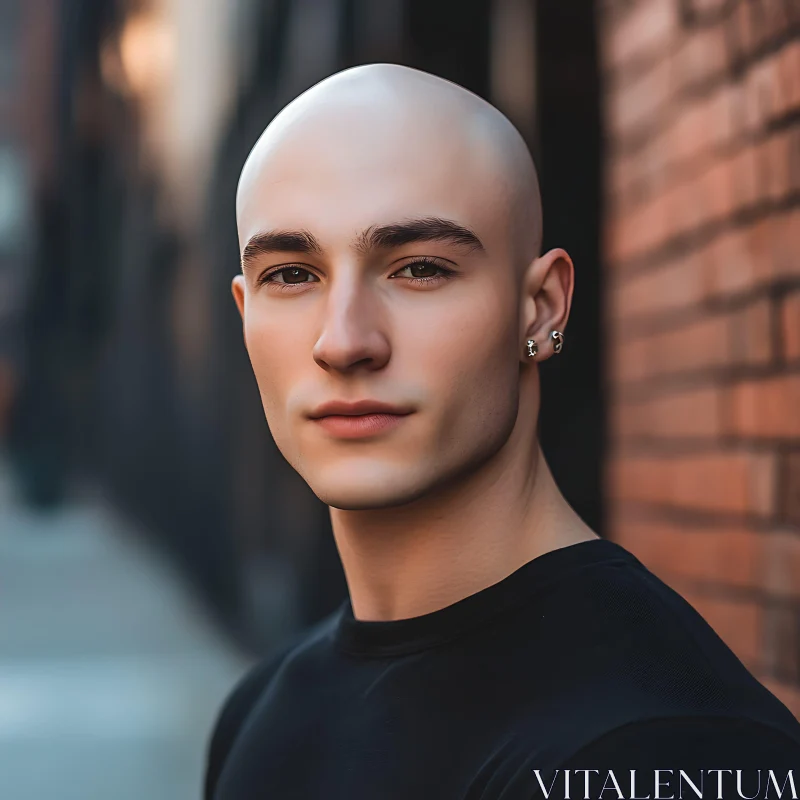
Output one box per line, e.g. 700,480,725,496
230,64,573,514
236,63,542,268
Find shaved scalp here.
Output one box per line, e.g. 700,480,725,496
237,63,543,270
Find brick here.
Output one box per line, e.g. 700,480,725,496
763,0,791,46
687,0,729,16
747,215,778,284
757,48,790,125
726,80,749,140
615,300,771,383
673,23,728,92
703,225,761,298
613,518,800,599
728,295,773,366
746,0,769,54
650,313,730,375
790,127,800,194
743,58,775,133
614,191,670,262
766,43,790,119
646,137,673,198
612,55,673,139
764,128,800,204
708,85,737,150
762,131,789,203
764,529,800,600
782,291,800,362
614,252,705,322
752,133,771,204
730,0,753,64
731,144,761,210
777,40,800,115
705,145,750,216
771,207,800,281
704,210,800,292
690,160,722,229
665,175,698,237
725,374,800,438
612,336,650,383
670,102,708,164
611,450,777,516
620,521,764,587
784,452,800,526
613,385,725,440
608,0,678,68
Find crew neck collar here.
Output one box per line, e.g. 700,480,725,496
333,538,633,658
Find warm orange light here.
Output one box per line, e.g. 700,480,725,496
116,11,174,100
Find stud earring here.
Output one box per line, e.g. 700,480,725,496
526,339,538,358
551,330,564,354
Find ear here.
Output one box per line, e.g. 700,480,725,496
232,274,246,320
519,247,574,362
231,274,247,349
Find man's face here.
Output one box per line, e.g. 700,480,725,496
234,104,526,510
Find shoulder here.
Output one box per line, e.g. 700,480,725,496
517,547,800,753
552,549,768,704
559,714,800,769
203,643,293,800
203,609,341,800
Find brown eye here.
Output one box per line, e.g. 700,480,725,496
391,259,453,281
278,267,312,283
407,262,440,279
260,267,319,286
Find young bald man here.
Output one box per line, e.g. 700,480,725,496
204,65,800,800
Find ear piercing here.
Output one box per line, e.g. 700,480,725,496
526,330,564,359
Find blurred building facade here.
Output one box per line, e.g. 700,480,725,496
603,0,800,716
0,0,33,438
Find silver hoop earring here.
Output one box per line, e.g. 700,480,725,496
526,339,538,358
551,330,564,354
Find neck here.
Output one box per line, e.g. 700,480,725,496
329,431,598,623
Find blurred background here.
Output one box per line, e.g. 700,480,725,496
0,0,797,797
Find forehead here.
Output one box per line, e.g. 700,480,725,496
236,108,513,252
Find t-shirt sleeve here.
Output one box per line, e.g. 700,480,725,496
546,716,800,797
203,641,296,800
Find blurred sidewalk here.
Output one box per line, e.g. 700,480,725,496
0,456,252,800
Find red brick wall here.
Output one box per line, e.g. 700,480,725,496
600,0,800,717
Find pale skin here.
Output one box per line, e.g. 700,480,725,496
232,63,598,623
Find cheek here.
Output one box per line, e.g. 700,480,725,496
413,289,520,424
244,314,301,408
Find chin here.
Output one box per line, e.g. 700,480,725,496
307,467,432,511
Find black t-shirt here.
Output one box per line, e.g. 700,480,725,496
204,539,800,799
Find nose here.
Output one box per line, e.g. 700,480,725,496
312,280,390,373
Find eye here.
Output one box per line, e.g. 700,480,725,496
390,258,455,286
258,266,320,290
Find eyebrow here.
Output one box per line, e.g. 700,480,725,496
241,216,484,272
241,230,322,272
353,217,485,255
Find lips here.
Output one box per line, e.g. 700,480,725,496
313,412,409,438
307,399,415,439
308,399,414,419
